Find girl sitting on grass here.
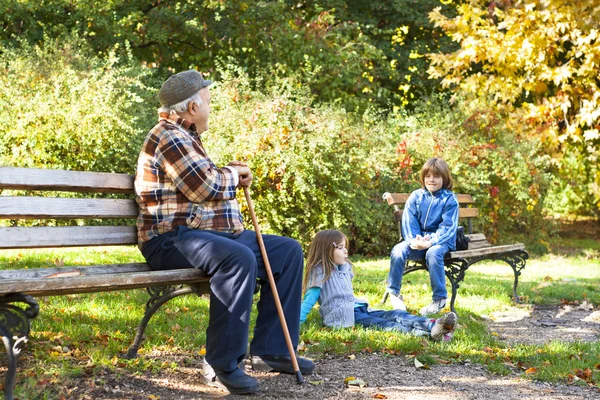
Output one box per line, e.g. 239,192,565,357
300,229,457,341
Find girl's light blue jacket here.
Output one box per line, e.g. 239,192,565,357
402,188,459,250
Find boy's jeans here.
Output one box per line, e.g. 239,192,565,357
387,240,450,301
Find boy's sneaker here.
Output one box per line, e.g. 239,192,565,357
420,299,446,316
388,292,407,311
430,312,457,341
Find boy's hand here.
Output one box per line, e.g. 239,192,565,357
410,235,432,250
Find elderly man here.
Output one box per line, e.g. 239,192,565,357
134,70,314,394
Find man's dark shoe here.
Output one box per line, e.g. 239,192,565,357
251,354,315,374
203,360,259,395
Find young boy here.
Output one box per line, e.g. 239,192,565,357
386,158,459,316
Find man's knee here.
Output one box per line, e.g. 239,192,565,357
226,245,258,276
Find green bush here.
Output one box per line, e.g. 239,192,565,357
0,36,161,174
0,37,555,255
205,63,400,254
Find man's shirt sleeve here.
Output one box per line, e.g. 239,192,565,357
157,129,238,203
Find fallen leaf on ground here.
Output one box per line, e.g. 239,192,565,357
414,358,430,369
524,367,537,374
346,378,366,388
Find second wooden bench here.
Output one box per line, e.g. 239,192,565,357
383,192,528,313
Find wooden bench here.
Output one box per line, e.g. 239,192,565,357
383,192,528,313
0,166,211,400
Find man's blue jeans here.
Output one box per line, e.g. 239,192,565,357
141,226,304,372
387,241,450,301
353,305,434,334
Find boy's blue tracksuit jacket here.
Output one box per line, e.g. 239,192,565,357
401,188,459,250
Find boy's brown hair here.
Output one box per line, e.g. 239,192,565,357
419,158,453,190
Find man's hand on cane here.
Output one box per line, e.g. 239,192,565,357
227,161,253,187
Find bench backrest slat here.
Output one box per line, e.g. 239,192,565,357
0,197,138,219
0,167,134,194
393,207,479,222
0,226,138,249
385,192,474,205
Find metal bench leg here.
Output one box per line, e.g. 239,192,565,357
124,285,202,359
444,258,469,314
0,294,40,400
494,250,529,303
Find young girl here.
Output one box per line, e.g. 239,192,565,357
300,229,457,340
385,157,459,316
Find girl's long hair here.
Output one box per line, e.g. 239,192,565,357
303,229,350,293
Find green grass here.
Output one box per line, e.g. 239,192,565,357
1,240,600,398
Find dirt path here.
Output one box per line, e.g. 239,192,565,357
64,303,600,400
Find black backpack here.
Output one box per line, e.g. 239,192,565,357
455,226,470,251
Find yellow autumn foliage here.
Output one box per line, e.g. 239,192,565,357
427,0,600,153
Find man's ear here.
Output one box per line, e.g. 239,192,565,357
187,101,196,114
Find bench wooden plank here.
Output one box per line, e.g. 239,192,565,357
467,240,493,250
466,233,487,242
0,263,150,280
0,268,209,296
448,243,525,258
394,207,479,221
0,197,138,219
0,226,138,249
386,192,474,205
0,167,134,194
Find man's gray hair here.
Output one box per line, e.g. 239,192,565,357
158,92,203,115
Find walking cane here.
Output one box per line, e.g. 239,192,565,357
243,186,304,384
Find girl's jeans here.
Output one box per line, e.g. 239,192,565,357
353,305,434,335
387,240,451,301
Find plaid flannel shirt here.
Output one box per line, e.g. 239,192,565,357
135,113,244,246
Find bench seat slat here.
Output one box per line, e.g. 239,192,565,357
467,241,493,250
0,226,138,249
0,266,209,296
448,243,525,258
0,167,134,194
0,197,138,219
0,263,151,280
466,233,487,242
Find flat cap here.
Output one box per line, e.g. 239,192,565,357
158,70,213,106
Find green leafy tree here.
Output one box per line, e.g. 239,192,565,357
1,0,456,112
